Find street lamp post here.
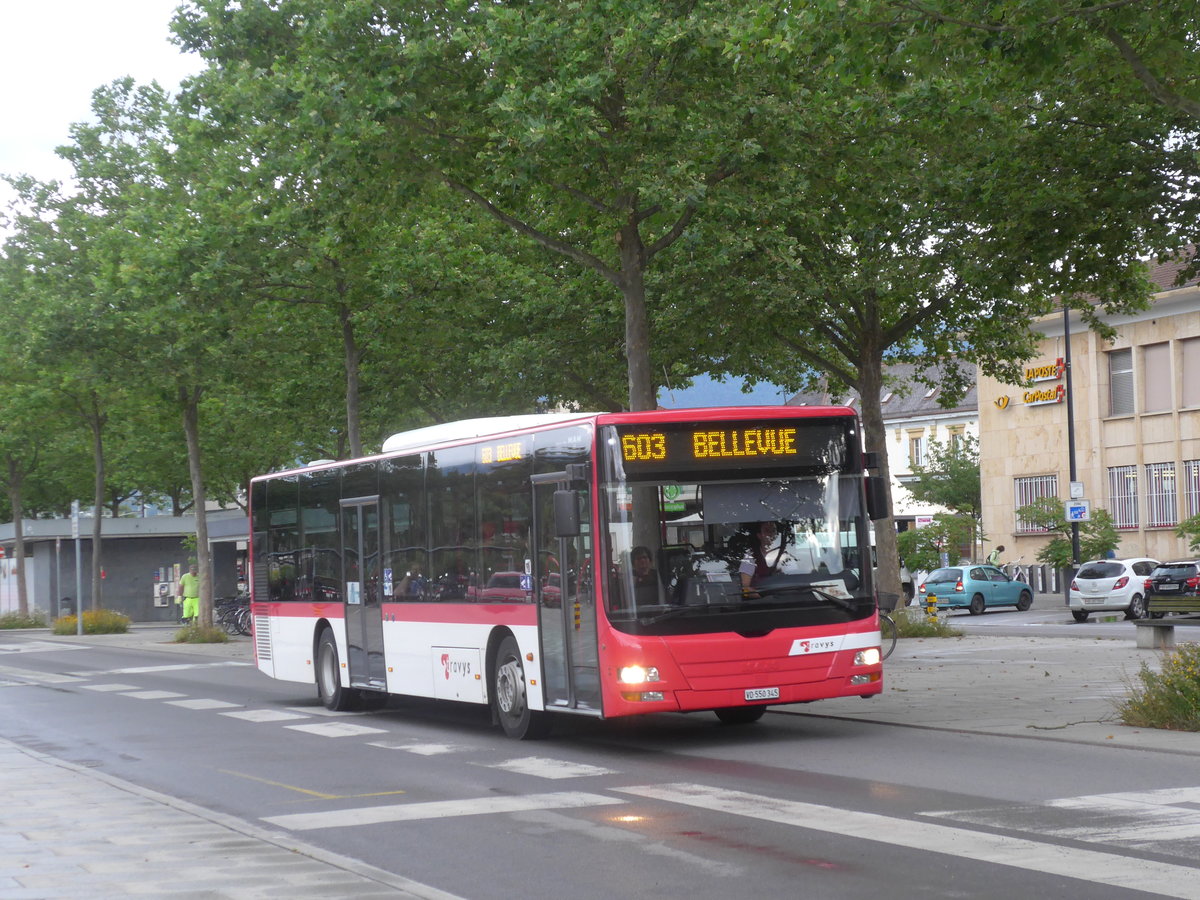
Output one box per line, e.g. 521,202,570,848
1063,304,1081,604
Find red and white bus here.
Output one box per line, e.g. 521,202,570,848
248,407,887,738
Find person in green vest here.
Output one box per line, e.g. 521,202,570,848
177,563,200,625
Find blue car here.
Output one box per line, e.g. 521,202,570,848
918,565,1034,615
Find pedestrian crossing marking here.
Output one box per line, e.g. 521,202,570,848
80,683,141,692
167,698,242,710
483,757,615,779
222,709,310,723
263,791,624,831
285,722,389,738
618,783,1200,899
285,706,366,717
927,787,1200,859
367,741,461,756
0,664,84,684
0,641,87,654
122,690,187,700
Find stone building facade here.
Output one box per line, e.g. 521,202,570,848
978,256,1200,564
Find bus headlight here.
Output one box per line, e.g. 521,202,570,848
855,648,881,667
618,665,660,684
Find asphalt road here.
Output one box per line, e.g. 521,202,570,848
2,627,1198,900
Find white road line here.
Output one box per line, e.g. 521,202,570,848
285,706,366,717
928,788,1200,850
483,757,615,779
69,661,251,676
80,683,141,692
616,783,1200,899
222,709,310,723
0,664,84,684
263,791,624,831
166,699,242,710
367,741,461,756
123,690,187,700
284,722,389,738
0,641,87,654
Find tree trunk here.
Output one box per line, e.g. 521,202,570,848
88,398,105,612
339,299,363,458
617,218,657,412
180,384,214,629
856,348,903,609
5,459,28,616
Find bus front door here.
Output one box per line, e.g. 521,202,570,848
341,497,387,691
533,478,600,713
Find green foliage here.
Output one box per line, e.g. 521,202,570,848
1176,515,1200,554
897,513,977,573
0,612,46,629
173,623,229,644
892,607,961,639
1119,644,1200,732
51,609,131,635
1015,498,1121,567
908,436,982,520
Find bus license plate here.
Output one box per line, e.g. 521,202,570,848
745,687,779,701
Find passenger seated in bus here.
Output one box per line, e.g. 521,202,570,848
397,562,426,599
740,521,780,599
631,546,660,604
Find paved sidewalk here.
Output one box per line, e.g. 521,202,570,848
3,622,1197,897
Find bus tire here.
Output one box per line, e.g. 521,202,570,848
316,628,359,712
492,635,549,740
715,706,767,725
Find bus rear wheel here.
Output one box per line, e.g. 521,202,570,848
492,635,549,740
316,629,359,712
714,706,767,725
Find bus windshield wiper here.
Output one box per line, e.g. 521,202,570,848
755,584,858,614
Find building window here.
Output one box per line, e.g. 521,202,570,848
1109,348,1134,416
948,426,965,451
1185,459,1200,518
1145,462,1178,528
908,433,925,468
1142,343,1171,413
1107,465,1139,529
1184,339,1200,409
1014,475,1058,533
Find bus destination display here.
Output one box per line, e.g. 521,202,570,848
612,420,849,477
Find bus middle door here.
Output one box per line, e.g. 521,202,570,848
532,473,600,714
341,496,387,691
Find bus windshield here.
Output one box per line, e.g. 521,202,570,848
599,420,873,633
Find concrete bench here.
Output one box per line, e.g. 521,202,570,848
1134,615,1200,649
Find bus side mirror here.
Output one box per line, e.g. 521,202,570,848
554,489,581,537
866,476,889,521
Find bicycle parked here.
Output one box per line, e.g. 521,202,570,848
878,611,897,660
214,593,251,636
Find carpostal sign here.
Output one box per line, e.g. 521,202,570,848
1023,357,1066,406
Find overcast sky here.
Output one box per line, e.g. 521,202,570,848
0,0,202,218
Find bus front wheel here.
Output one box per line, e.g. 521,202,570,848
492,635,549,740
316,629,359,712
715,706,767,725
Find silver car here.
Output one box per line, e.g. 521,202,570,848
1068,557,1160,622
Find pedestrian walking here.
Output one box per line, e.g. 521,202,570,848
177,564,200,625
987,545,1005,566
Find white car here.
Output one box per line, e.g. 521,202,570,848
1068,557,1160,622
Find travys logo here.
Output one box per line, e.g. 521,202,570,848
790,637,838,655
440,653,472,680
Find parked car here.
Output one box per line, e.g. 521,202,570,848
1068,557,1160,622
1146,560,1200,617
918,565,1034,615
